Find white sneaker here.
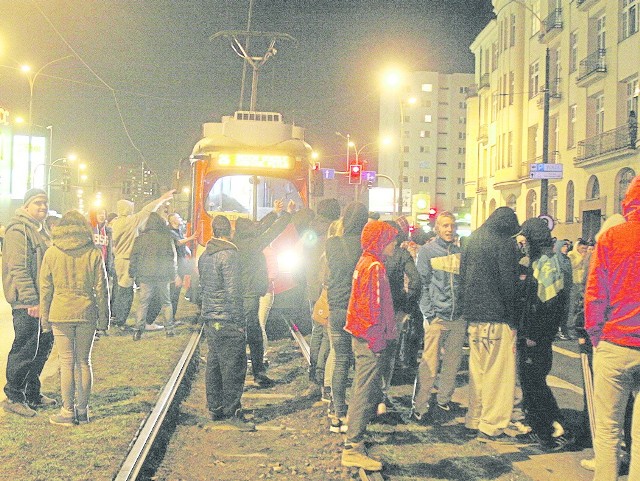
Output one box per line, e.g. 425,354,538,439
552,420,565,438
145,323,164,331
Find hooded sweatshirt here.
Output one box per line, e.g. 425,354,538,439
585,175,640,348
129,213,177,284
111,197,165,287
345,221,398,353
2,208,50,308
460,206,521,327
39,223,109,331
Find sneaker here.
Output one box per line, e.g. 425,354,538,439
132,330,142,341
436,402,451,412
76,410,90,424
2,400,36,417
551,420,565,438
145,323,164,331
255,373,275,388
556,333,570,341
377,402,387,416
329,416,348,433
509,421,533,434
49,412,76,426
580,458,595,471
27,394,57,409
478,431,535,444
410,410,431,426
226,410,256,432
341,443,382,471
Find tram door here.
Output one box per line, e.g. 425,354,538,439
582,209,601,242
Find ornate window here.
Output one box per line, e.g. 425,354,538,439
615,168,636,213
586,175,600,200
526,190,537,219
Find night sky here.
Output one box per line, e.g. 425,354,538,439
1,0,494,185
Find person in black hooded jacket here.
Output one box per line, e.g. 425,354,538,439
325,201,369,433
461,206,526,442
233,200,291,387
129,212,178,340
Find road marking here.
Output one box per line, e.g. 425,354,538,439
547,375,584,396
552,344,581,359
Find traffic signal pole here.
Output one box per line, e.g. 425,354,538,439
540,47,550,216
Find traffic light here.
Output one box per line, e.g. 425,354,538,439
348,163,362,184
412,193,430,223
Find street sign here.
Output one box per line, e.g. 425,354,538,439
538,214,555,231
321,168,335,180
529,163,563,179
362,170,376,182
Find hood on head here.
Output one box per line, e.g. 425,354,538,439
143,212,167,232
361,220,398,258
234,217,256,239
384,220,406,245
483,206,520,236
595,213,626,242
521,218,553,248
622,175,640,219
342,202,369,235
117,199,134,216
52,224,94,252
316,198,341,221
553,239,568,255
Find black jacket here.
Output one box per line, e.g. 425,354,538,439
198,238,242,325
461,207,521,327
233,211,290,298
385,245,421,314
129,216,177,284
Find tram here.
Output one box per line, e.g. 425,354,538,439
188,110,313,246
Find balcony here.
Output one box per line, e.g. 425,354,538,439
577,49,606,87
476,176,487,193
575,124,637,167
577,0,600,12
478,124,488,144
536,78,562,108
539,9,563,43
466,85,478,98
478,73,490,91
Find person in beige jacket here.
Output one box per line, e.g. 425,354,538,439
110,190,174,328
40,210,110,425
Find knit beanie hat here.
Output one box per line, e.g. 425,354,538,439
317,198,341,221
23,188,47,207
521,218,553,248
395,215,410,235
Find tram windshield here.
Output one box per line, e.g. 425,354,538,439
205,175,303,221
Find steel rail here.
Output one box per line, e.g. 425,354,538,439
114,326,203,481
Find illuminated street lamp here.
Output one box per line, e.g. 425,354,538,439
19,55,73,189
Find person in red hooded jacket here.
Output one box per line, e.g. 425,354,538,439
585,174,640,480
341,220,398,472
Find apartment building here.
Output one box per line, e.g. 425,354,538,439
466,0,639,241
378,71,473,214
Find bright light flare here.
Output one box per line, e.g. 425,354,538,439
20,64,31,73
277,250,301,274
384,71,402,88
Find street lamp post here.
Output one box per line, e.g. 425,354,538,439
20,55,73,189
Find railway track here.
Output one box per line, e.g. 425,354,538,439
114,326,203,481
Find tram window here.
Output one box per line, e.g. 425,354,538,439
206,175,303,221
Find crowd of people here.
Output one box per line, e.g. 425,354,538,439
2,176,638,480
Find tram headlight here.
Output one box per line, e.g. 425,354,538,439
277,249,301,274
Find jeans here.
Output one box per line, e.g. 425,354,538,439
244,296,266,377
346,337,389,444
204,322,247,416
412,317,467,415
135,282,174,331
329,308,353,417
51,322,95,414
517,338,560,442
146,280,182,324
258,292,274,354
592,341,640,481
309,317,330,384
113,283,134,326
4,308,54,403
465,322,516,436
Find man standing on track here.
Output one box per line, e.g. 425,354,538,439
199,215,255,431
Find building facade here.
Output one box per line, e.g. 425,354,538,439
466,0,639,241
378,71,473,215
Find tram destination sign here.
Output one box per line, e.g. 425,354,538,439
529,163,563,179
217,153,293,170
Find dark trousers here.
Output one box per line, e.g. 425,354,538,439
204,323,247,417
146,281,181,324
244,296,266,377
4,309,54,403
517,339,560,441
309,319,330,384
113,284,134,326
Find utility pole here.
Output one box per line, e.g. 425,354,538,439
540,47,551,215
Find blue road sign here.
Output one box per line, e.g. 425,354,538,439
321,168,335,180
362,170,376,182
